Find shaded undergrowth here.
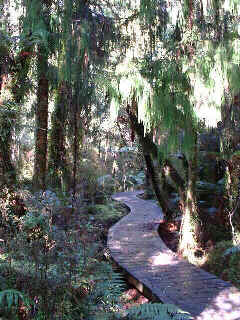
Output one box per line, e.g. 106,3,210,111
0,187,192,320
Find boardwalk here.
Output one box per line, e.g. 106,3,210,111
107,191,240,320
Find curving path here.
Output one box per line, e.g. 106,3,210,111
107,191,240,320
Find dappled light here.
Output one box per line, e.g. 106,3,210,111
148,252,179,266
109,192,240,319
1,0,240,318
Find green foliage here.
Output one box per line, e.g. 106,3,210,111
0,31,11,56
0,289,29,310
139,0,163,25
22,0,52,50
0,101,20,124
0,289,31,320
25,189,61,213
80,263,126,319
0,188,129,319
88,202,125,223
21,211,50,242
3,1,240,317
0,186,196,320
76,159,107,200
108,52,197,157
205,240,240,288
141,59,196,148
125,303,193,320
0,188,26,235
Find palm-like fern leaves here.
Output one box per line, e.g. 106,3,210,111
0,289,30,310
125,302,193,320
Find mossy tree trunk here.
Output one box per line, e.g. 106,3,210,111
127,104,174,219
48,82,71,189
72,99,79,201
162,158,186,208
30,0,52,190
144,153,174,219
178,130,202,255
0,52,16,185
0,114,16,185
33,45,49,190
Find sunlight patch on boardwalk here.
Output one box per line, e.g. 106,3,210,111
108,191,240,319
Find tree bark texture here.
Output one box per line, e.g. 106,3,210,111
72,100,79,201
163,159,185,192
33,46,49,190
0,55,16,185
144,154,174,219
179,130,202,254
49,82,71,189
127,105,174,219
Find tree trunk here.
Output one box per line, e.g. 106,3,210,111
33,45,49,190
162,158,186,213
144,154,174,219
49,82,71,189
178,130,202,255
220,88,240,243
127,105,174,219
0,122,16,186
163,159,185,193
0,55,16,185
72,100,79,202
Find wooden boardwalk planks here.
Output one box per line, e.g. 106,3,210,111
107,191,240,320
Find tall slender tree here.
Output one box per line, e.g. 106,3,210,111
33,44,49,190
48,81,70,188
47,0,114,194
0,36,16,185
31,0,51,190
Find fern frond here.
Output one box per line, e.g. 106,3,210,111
91,267,125,303
126,303,193,320
0,289,29,310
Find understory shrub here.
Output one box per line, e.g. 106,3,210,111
205,240,240,288
0,188,193,319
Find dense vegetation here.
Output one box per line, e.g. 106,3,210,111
0,0,240,318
